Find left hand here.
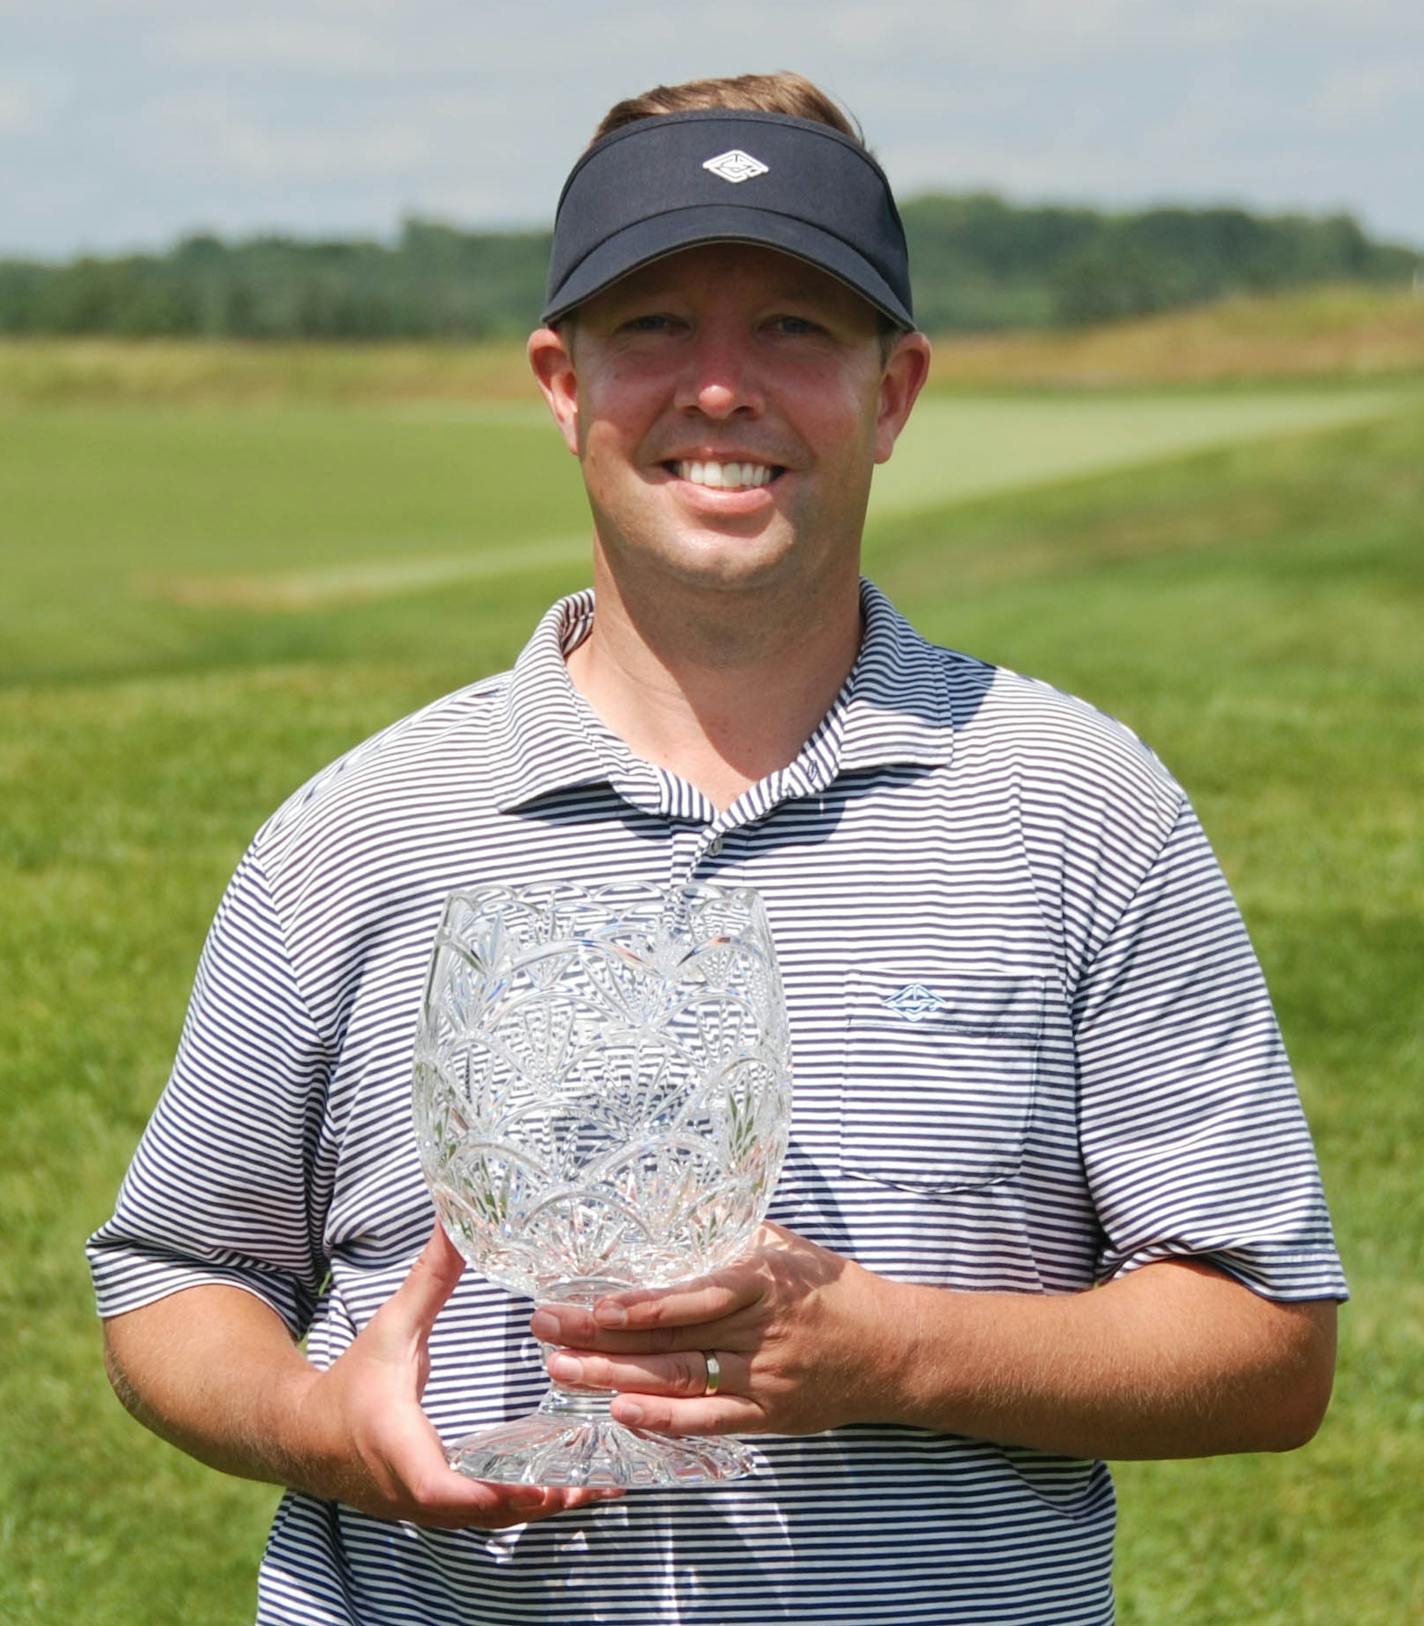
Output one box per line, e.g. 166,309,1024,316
528,1224,906,1437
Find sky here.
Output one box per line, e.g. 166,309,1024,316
3,0,1422,261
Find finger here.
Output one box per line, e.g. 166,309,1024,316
531,1307,748,1358
546,1347,751,1400
398,1477,623,1530
608,1391,765,1438
430,1480,622,1518
470,1487,623,1529
369,1416,624,1526
387,1222,466,1333
531,1273,756,1348
365,1383,619,1516
595,1268,758,1331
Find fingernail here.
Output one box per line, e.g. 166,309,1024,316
511,1489,546,1510
531,1310,561,1340
617,1400,644,1424
548,1353,583,1383
593,1301,627,1328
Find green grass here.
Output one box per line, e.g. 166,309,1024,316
2,368,1421,1623
877,387,1409,513
3,286,1423,407
3,384,1409,684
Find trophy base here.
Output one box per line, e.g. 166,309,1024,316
446,1389,763,1489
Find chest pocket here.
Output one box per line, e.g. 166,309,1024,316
840,969,1044,1195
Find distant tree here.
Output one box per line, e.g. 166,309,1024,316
0,202,1415,339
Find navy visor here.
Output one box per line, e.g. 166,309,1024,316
542,109,914,330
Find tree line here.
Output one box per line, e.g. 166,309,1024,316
0,196,1414,340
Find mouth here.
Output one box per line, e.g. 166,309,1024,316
664,458,784,490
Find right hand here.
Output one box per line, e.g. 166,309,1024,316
296,1222,621,1529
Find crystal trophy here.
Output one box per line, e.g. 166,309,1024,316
412,880,792,1487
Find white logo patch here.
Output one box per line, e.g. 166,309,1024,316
883,984,946,1023
702,149,770,184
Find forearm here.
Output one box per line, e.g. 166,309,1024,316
529,1231,1337,1460
885,1258,1337,1459
101,1231,615,1528
103,1284,326,1492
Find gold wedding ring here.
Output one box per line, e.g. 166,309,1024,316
703,1350,723,1397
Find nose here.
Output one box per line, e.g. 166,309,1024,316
672,326,764,420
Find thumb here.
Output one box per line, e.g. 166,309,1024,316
386,1220,466,1333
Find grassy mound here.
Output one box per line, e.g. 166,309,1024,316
930,284,1424,388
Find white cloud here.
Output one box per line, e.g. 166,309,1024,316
137,91,434,181
221,120,433,183
163,18,414,76
0,82,42,133
5,0,1423,255
1315,60,1420,128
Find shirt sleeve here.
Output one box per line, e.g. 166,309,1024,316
1074,796,1347,1302
86,848,332,1338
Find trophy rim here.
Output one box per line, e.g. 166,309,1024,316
414,877,791,1302
438,876,773,921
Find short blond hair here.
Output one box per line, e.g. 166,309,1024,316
589,72,864,150
573,72,899,353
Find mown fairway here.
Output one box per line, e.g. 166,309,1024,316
2,349,1421,1624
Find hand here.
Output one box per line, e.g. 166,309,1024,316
298,1223,621,1529
530,1224,905,1439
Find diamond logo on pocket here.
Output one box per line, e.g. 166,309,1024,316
883,983,946,1023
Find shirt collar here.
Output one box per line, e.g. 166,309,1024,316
836,579,955,778
491,579,952,816
490,590,607,813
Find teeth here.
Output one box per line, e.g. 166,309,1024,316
676,461,773,489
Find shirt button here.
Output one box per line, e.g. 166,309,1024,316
706,834,724,857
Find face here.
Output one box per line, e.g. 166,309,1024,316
528,243,930,603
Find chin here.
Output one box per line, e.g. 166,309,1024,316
654,542,803,595
601,518,800,592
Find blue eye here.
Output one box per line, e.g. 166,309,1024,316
625,314,673,332
772,316,821,336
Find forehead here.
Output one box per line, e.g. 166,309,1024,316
584,241,880,321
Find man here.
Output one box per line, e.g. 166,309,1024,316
91,73,1346,1624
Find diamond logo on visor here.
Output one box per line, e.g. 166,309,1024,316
702,149,770,184
883,984,946,1024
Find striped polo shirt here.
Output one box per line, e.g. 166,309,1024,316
89,582,1347,1626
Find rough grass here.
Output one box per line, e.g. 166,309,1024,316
0,335,536,407
931,284,1424,389
2,355,1421,1623
2,284,1422,410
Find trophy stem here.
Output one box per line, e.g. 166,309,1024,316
443,1367,765,1490
536,1371,621,1420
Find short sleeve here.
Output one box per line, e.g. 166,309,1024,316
1075,797,1347,1302
86,849,333,1337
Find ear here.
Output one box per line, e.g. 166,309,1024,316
527,325,580,456
873,331,933,465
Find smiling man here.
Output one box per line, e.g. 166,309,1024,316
529,236,927,810
90,73,1346,1625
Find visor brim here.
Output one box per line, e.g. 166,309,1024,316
541,204,915,331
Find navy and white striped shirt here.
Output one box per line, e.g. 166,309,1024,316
89,582,1346,1625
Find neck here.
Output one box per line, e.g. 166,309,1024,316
565,559,864,813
